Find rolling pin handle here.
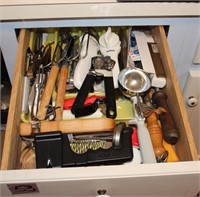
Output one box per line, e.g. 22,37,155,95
152,90,180,145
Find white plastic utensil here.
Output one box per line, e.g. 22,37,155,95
129,95,157,164
73,34,99,89
99,27,121,88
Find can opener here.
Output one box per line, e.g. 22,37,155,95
73,33,99,90
99,27,121,89
71,56,117,119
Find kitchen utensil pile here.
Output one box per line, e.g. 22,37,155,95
19,27,180,169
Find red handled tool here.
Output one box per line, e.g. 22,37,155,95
64,95,105,110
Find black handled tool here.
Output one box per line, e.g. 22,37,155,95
71,56,117,119
71,70,102,116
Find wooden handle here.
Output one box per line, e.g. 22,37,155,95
27,62,37,80
55,65,68,120
152,90,179,145
19,118,115,136
146,111,167,159
136,121,157,163
36,64,60,120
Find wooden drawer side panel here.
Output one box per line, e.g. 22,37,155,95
1,29,30,170
151,26,198,161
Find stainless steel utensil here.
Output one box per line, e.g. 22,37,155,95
118,66,157,164
118,66,151,97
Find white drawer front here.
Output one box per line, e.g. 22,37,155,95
1,161,200,196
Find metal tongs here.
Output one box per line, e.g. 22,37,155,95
31,65,46,120
23,41,53,120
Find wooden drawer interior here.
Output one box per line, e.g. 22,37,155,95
1,26,198,171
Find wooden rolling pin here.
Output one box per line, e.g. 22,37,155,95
146,109,168,162
19,118,115,136
152,90,180,145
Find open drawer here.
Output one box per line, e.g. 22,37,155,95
0,26,199,197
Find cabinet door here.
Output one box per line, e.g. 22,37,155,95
183,70,200,157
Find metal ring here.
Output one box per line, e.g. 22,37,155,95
112,122,126,147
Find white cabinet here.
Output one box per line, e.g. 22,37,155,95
0,2,200,197
1,162,199,196
183,70,200,158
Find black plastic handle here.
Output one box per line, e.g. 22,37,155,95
104,76,117,119
71,73,96,114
